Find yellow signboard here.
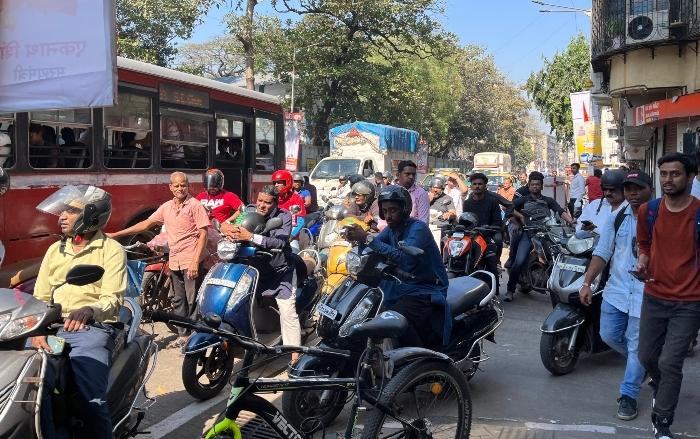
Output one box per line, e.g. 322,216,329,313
571,91,603,169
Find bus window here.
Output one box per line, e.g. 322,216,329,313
0,113,15,168
255,118,275,171
161,115,208,169
104,93,152,169
29,109,92,169
215,118,244,165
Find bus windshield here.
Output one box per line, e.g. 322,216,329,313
310,159,360,179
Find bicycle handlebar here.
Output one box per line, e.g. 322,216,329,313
145,310,352,359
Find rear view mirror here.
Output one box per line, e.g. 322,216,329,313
65,265,104,286
290,205,302,215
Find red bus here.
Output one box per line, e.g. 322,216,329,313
0,57,283,280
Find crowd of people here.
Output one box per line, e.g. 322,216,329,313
22,148,700,438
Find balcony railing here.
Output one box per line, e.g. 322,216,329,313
592,0,700,61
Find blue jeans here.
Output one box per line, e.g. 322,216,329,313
40,324,116,439
506,232,532,292
599,299,645,400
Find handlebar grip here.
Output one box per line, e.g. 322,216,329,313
395,268,416,281
146,310,197,327
305,346,352,358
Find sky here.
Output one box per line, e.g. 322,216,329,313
187,0,592,86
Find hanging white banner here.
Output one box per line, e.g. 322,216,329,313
0,0,117,112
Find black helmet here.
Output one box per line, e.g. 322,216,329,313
0,168,8,196
204,168,224,191
292,173,304,182
600,169,626,190
351,180,376,206
237,211,267,234
430,176,446,189
377,185,412,220
347,174,365,187
457,212,479,229
36,185,112,236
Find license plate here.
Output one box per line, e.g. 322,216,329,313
317,303,338,320
452,232,464,239
558,262,586,273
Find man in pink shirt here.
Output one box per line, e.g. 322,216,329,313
397,160,429,223
109,171,210,348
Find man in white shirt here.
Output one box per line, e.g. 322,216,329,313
568,162,586,217
577,170,628,233
446,171,469,216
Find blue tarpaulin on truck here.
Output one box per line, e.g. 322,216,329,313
329,121,419,153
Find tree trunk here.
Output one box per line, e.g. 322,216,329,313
243,0,257,90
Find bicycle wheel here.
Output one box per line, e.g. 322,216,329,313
361,360,471,439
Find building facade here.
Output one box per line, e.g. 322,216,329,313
591,0,700,187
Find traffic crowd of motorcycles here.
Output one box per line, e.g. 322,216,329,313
0,165,614,439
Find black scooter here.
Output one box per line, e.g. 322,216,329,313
281,243,503,430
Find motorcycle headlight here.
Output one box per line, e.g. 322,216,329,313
226,272,254,312
448,240,465,257
566,236,595,255
338,295,375,338
0,312,45,341
346,252,362,275
217,240,240,261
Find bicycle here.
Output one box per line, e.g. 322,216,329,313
147,309,472,439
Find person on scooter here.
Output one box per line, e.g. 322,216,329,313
292,173,313,212
32,185,125,439
505,171,574,302
579,170,654,422
196,168,243,223
576,169,628,233
462,173,503,294
344,179,379,226
219,185,302,361
345,185,451,348
272,169,306,217
428,176,456,230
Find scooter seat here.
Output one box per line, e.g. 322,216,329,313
447,276,490,316
349,311,408,340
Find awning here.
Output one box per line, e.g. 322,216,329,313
633,92,700,127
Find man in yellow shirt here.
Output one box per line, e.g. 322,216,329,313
31,185,126,439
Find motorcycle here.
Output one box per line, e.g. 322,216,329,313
0,264,158,438
281,243,503,429
443,213,501,279
319,216,371,297
515,213,569,294
181,216,324,400
540,230,609,375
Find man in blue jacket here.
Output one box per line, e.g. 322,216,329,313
221,185,301,360
346,185,451,347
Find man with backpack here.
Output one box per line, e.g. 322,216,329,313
636,153,700,439
579,170,654,421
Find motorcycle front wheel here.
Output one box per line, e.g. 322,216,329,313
281,388,348,432
540,331,580,376
361,360,471,439
182,345,233,400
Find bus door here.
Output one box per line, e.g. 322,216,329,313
214,115,249,202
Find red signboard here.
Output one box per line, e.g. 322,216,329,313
633,92,700,126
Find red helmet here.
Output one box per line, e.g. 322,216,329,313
271,169,293,196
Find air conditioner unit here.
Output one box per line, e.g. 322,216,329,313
627,10,669,45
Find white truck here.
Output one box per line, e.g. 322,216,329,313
309,121,420,205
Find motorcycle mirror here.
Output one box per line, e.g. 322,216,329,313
49,264,104,307
263,217,283,233
203,312,222,328
290,205,301,215
397,241,424,256
212,219,222,232
321,195,329,202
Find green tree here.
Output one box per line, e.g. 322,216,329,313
525,33,590,147
116,0,222,66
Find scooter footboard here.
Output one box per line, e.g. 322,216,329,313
540,303,585,333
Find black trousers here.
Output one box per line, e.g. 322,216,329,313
170,265,204,336
638,294,700,419
387,295,437,347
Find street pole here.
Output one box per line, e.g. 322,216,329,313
291,48,297,114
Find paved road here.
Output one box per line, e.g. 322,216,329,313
138,271,700,439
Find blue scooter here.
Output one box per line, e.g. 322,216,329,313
181,214,323,400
